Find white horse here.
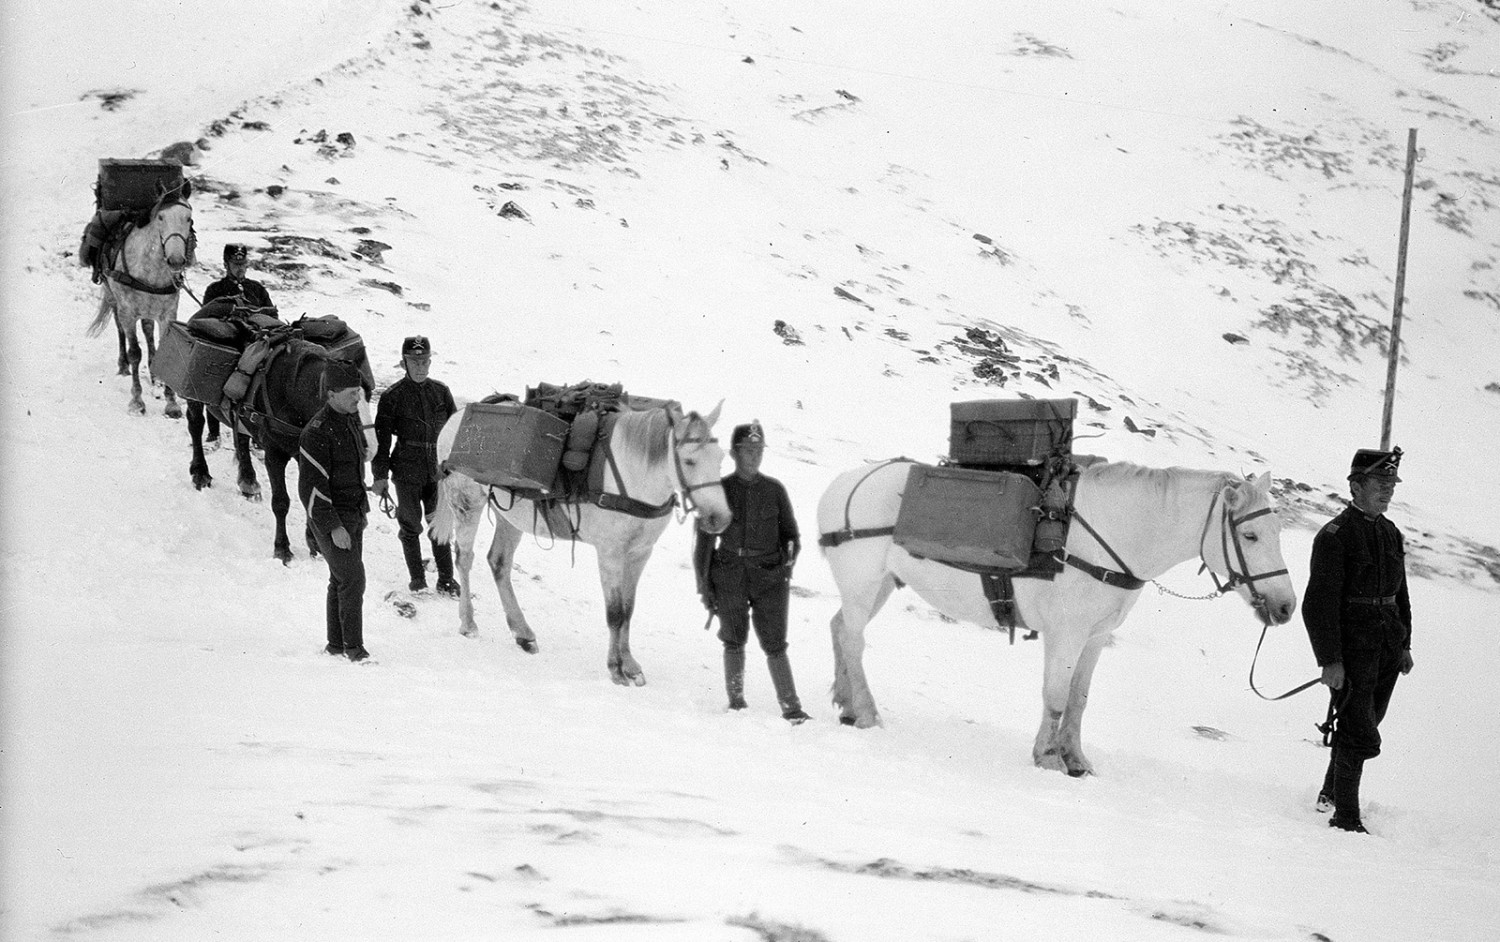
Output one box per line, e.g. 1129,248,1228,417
817,459,1298,776
432,403,732,686
85,182,196,416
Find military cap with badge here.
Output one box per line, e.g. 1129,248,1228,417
1347,446,1402,482
730,420,765,448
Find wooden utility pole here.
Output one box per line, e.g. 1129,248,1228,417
1380,128,1418,450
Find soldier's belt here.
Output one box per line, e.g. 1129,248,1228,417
717,549,779,561
1347,595,1398,606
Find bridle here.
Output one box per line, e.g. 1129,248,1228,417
1194,486,1289,620
106,198,195,296
665,411,722,517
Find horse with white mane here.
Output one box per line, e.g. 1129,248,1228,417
85,182,195,417
817,458,1298,776
431,403,732,686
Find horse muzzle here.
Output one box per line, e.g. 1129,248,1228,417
699,510,731,535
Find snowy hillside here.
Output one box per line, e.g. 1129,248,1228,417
3,1,1499,940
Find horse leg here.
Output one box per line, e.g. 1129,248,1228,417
1033,630,1093,775
485,518,537,651
1053,633,1111,777
448,491,486,638
263,446,294,564
186,400,213,489
205,410,222,449
141,319,180,418
830,572,897,727
599,543,653,686
113,312,129,376
234,426,261,501
124,320,146,415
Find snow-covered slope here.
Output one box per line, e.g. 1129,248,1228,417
3,1,1498,939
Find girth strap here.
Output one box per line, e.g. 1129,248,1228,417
980,572,1025,644
104,268,179,296
818,525,894,548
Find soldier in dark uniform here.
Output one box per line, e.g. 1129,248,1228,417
299,360,372,662
371,336,459,596
694,421,811,723
1303,447,1414,833
203,243,275,310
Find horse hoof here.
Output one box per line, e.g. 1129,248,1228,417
128,401,146,416
1067,767,1092,779
241,486,262,502
839,715,857,726
631,674,647,687
274,549,293,565
165,406,183,420
460,626,478,638
192,475,212,491
516,639,538,654
205,436,221,453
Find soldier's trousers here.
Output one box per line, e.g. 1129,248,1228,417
395,478,452,582
311,512,366,650
1330,642,1403,761
711,557,791,654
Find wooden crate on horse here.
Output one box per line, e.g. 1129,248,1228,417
153,321,239,406
949,397,1077,468
893,464,1041,571
444,402,569,495
97,159,184,211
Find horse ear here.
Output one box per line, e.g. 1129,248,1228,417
1223,478,1249,511
703,398,724,429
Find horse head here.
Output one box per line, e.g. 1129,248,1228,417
1206,472,1298,626
150,180,195,272
669,400,731,534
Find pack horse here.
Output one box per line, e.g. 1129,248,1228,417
432,402,731,686
85,178,196,417
817,459,1298,775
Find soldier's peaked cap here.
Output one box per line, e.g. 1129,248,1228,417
223,243,249,264
401,335,432,357
731,421,765,448
1348,446,1402,482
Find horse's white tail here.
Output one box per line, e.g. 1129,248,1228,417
86,293,117,338
429,473,458,546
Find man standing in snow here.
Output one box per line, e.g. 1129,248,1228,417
203,243,275,310
370,336,459,596
300,360,372,662
1303,447,1414,833
694,421,811,724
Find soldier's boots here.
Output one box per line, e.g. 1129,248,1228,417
768,652,811,724
724,646,748,710
1328,753,1368,833
402,539,428,592
433,543,459,598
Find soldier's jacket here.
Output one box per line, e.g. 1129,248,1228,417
298,404,369,533
694,473,800,593
203,275,274,310
1302,504,1412,667
371,376,456,485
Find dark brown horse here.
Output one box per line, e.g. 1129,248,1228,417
187,338,372,562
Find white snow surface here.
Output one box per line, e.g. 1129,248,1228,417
3,1,1499,939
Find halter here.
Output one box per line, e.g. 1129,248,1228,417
1194,486,1289,618
665,410,721,517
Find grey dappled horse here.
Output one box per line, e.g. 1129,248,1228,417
85,182,195,416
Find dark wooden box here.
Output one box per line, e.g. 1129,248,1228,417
446,402,569,493
894,464,1041,570
154,321,239,404
97,159,184,211
949,397,1077,467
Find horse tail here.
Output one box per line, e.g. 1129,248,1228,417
86,290,117,338
430,473,458,546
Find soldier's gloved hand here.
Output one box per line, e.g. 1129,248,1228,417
1320,662,1345,691
371,479,390,499
1399,650,1414,675
700,592,716,613
332,526,352,551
